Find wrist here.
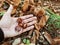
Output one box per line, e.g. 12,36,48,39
1,28,10,38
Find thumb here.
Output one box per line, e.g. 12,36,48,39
1,5,13,20
0,5,13,28
6,4,13,14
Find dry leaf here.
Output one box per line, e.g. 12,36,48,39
22,0,29,12
43,32,56,45
6,0,20,14
12,0,20,6
35,15,49,31
34,7,45,17
28,30,33,36
31,35,36,43
11,0,20,14
35,30,40,39
0,0,5,7
6,0,20,6
29,0,35,5
39,15,49,29
35,23,41,30
53,37,60,44
2,42,11,45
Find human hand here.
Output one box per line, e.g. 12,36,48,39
0,5,37,38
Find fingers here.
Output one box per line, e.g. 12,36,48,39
16,20,36,34
1,5,13,21
23,17,37,23
20,14,33,20
12,14,33,21
27,20,37,26
12,14,34,23
23,25,34,33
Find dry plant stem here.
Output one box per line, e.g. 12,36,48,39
31,34,36,43
28,30,33,36
35,23,41,30
43,32,56,45
35,30,40,39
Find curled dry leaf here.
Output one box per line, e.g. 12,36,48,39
35,23,41,30
29,0,42,5
11,6,17,14
6,0,20,6
34,7,45,17
6,0,20,14
35,15,49,31
22,0,29,12
0,0,5,7
43,32,56,45
11,0,20,14
2,42,11,45
53,37,60,44
12,0,20,6
38,15,49,29
31,34,36,43
35,30,40,39
29,0,35,5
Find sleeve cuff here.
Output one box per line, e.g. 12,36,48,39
0,28,4,42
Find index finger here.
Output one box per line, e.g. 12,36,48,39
20,14,33,20
13,14,33,22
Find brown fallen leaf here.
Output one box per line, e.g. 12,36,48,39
35,15,49,31
53,37,60,44
12,0,20,14
35,30,40,39
29,0,35,5
0,0,5,7
6,0,20,6
22,0,29,12
31,33,36,43
43,32,56,45
11,6,17,14
12,0,20,6
34,7,46,18
2,42,11,45
39,15,49,27
35,23,41,30
6,0,20,14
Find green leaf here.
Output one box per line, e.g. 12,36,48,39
23,39,27,44
0,12,5,16
45,8,60,30
26,39,30,44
